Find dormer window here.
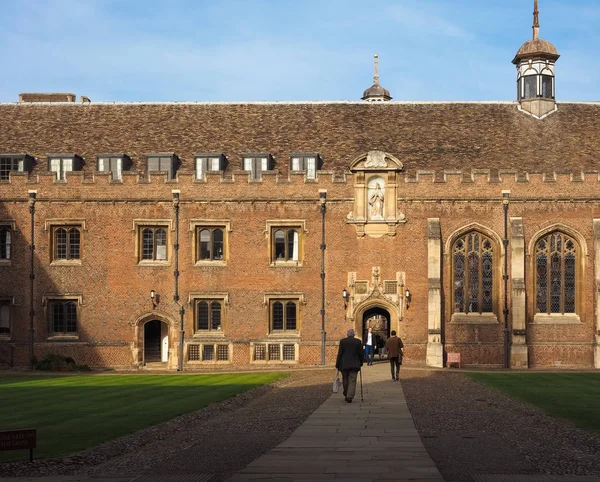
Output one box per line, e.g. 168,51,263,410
0,154,33,181
48,154,83,181
97,154,132,181
147,153,178,180
290,153,321,180
195,153,226,180
243,153,274,181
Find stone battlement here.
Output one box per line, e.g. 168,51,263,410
2,169,600,203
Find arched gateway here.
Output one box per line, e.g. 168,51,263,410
353,299,400,348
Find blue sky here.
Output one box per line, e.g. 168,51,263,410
1,0,599,102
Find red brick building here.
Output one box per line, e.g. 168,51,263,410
1,5,599,370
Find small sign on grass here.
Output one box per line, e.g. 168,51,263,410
0,428,36,461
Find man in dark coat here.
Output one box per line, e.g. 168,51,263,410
336,328,364,403
385,330,404,381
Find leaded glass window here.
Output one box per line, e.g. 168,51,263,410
0,227,11,260
541,75,553,99
271,300,297,332
196,300,222,331
453,232,494,314
141,227,167,261
0,301,10,335
523,75,537,99
51,300,78,334
53,226,81,260
273,228,299,261
198,228,224,261
535,232,577,314
0,156,25,181
217,344,229,361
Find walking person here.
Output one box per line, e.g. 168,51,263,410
385,330,404,381
336,328,364,403
363,326,375,366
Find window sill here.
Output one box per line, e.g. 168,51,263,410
270,260,302,268
194,260,226,267
0,260,12,267
252,360,298,364
450,313,498,324
192,332,225,338
0,335,11,341
267,333,300,339
187,360,231,364
531,314,581,325
47,335,79,341
138,260,170,267
51,260,82,266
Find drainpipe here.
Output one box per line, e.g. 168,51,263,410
320,190,327,365
28,190,37,369
173,190,184,371
502,191,510,369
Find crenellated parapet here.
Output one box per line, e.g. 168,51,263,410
2,168,600,203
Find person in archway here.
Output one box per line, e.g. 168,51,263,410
363,326,375,366
385,330,404,381
336,328,364,403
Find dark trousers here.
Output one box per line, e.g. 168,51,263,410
342,369,359,399
389,356,400,379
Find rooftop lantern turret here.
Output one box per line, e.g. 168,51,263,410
362,55,392,102
513,0,559,118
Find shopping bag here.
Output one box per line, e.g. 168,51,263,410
332,369,341,393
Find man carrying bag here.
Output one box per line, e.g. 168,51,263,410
335,328,364,403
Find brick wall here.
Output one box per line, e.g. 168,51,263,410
1,102,600,370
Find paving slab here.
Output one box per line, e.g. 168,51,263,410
225,363,444,482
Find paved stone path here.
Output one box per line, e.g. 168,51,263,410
225,362,443,482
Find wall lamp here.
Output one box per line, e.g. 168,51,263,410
342,288,349,309
405,289,411,309
150,290,159,309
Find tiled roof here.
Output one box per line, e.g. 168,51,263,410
1,101,599,174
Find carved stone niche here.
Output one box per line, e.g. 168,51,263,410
346,150,406,238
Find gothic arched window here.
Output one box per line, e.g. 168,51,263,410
535,232,577,314
453,232,494,314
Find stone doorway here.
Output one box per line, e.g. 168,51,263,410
362,307,390,358
144,319,168,364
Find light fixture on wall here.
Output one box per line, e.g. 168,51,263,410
342,288,349,309
405,289,411,309
150,290,159,309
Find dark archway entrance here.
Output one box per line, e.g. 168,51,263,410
144,320,168,364
362,307,391,359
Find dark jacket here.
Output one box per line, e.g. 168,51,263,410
385,336,404,359
336,335,364,371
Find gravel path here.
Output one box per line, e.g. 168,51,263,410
2,367,600,481
401,368,600,481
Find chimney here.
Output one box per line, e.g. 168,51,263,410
19,93,76,103
80,95,91,103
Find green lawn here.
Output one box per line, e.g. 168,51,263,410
467,373,600,434
0,373,287,462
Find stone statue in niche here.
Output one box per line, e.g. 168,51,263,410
368,178,385,220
